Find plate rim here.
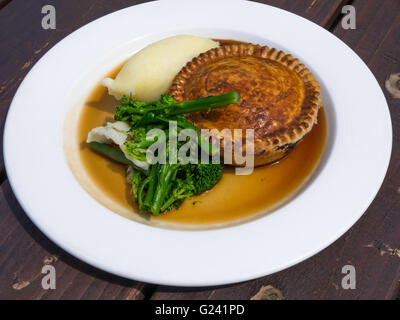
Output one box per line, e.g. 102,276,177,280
3,0,392,286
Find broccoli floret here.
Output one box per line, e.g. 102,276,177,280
160,176,196,212
92,93,237,216
190,163,224,195
153,163,224,214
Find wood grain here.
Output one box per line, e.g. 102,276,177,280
0,0,148,176
151,0,400,300
257,0,351,27
0,0,351,174
0,179,151,299
1,0,398,300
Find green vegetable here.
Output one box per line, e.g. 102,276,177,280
89,92,239,215
114,92,240,127
150,163,181,215
89,141,148,176
190,163,224,195
159,163,223,213
89,141,132,165
130,170,143,202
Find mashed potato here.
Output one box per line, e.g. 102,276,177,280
102,35,218,101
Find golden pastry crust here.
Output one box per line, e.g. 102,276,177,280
169,43,322,166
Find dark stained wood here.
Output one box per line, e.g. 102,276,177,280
0,0,351,174
258,0,351,28
0,180,150,299
1,0,398,300
151,0,400,300
317,0,400,299
0,0,11,10
0,0,148,176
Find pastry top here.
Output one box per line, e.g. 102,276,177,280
170,43,322,166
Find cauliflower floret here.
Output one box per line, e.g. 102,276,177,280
87,121,149,170
87,121,129,146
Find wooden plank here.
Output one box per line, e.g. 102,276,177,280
151,0,400,300
0,179,148,299
0,0,381,300
259,0,351,28
0,0,147,176
0,0,351,176
315,0,400,299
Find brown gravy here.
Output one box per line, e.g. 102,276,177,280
75,57,327,229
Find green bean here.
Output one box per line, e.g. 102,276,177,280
168,91,240,116
89,142,148,176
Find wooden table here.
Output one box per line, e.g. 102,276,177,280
0,0,399,300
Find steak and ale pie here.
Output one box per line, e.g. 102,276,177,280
170,44,322,167
76,36,326,223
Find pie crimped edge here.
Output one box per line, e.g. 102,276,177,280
169,43,322,166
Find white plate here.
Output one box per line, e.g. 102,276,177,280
3,0,392,286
